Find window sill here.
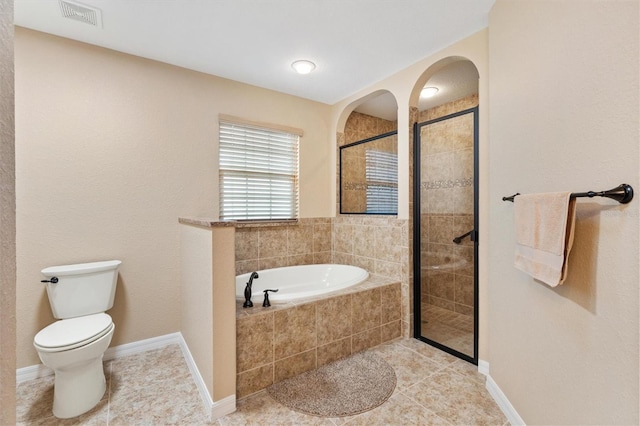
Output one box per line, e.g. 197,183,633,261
179,217,299,229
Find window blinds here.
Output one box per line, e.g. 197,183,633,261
365,149,398,214
219,120,299,220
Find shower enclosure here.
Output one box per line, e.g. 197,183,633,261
413,106,478,364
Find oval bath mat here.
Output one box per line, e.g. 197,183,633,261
267,351,396,417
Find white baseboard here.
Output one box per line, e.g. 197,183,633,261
175,336,235,420
16,363,52,384
175,334,215,421
104,332,182,361
486,374,525,426
478,359,490,376
17,332,182,383
211,394,236,420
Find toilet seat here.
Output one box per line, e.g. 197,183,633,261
34,313,113,352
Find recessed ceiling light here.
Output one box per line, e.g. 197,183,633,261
421,86,439,98
291,60,316,75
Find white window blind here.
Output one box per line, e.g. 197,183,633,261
219,120,299,220
365,149,398,214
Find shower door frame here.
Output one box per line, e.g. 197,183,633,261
412,106,479,365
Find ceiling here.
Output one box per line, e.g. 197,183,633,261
14,0,494,105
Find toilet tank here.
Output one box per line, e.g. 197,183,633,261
41,260,121,319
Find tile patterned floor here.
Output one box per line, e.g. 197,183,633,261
421,304,474,356
17,339,508,425
16,345,210,425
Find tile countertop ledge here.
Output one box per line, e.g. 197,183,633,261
178,217,299,228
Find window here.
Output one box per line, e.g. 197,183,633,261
365,149,398,214
219,117,300,220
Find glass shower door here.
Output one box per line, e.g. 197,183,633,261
414,107,478,363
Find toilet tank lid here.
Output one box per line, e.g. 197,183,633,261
34,313,113,349
41,260,122,277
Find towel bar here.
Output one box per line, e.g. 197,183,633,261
502,183,634,204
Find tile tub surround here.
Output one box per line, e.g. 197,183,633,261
331,215,412,338
233,216,413,338
234,218,332,275
235,278,402,398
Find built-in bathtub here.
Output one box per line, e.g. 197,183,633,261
235,264,369,303
235,266,401,399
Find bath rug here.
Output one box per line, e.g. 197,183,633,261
267,351,396,417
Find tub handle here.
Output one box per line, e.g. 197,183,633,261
262,289,279,307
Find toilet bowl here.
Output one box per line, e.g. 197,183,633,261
34,314,115,418
34,260,121,419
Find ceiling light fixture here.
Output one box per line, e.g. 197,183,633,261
291,60,316,75
421,86,439,98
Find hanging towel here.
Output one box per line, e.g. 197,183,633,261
514,191,576,287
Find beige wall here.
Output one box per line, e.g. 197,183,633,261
488,1,639,424
180,225,214,397
0,0,16,422
15,28,333,368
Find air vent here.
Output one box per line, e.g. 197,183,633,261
59,0,102,27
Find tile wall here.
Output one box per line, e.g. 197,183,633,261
331,215,411,336
235,282,402,398
234,216,412,333
234,218,332,275
337,110,413,338
343,111,397,144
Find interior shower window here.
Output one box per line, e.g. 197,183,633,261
219,120,299,220
365,149,398,214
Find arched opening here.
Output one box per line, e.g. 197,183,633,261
337,90,399,215
411,58,480,364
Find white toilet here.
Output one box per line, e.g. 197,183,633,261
33,260,121,419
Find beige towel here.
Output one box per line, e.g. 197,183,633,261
514,192,576,287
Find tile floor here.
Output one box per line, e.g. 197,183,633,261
421,304,474,356
17,339,508,425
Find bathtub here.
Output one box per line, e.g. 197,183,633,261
235,264,369,303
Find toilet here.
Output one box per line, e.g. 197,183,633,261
33,260,121,419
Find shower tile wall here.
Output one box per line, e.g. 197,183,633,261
419,94,478,122
344,111,397,144
419,95,477,318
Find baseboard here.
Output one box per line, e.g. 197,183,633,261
485,374,525,426
17,332,183,384
175,335,215,418
478,359,490,376
104,332,182,361
16,363,52,384
211,394,236,420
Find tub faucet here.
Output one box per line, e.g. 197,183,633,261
262,289,279,307
243,272,259,308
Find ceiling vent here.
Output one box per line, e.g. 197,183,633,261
59,0,102,27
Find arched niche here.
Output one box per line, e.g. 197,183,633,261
409,56,479,112
336,89,398,140
336,90,399,215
